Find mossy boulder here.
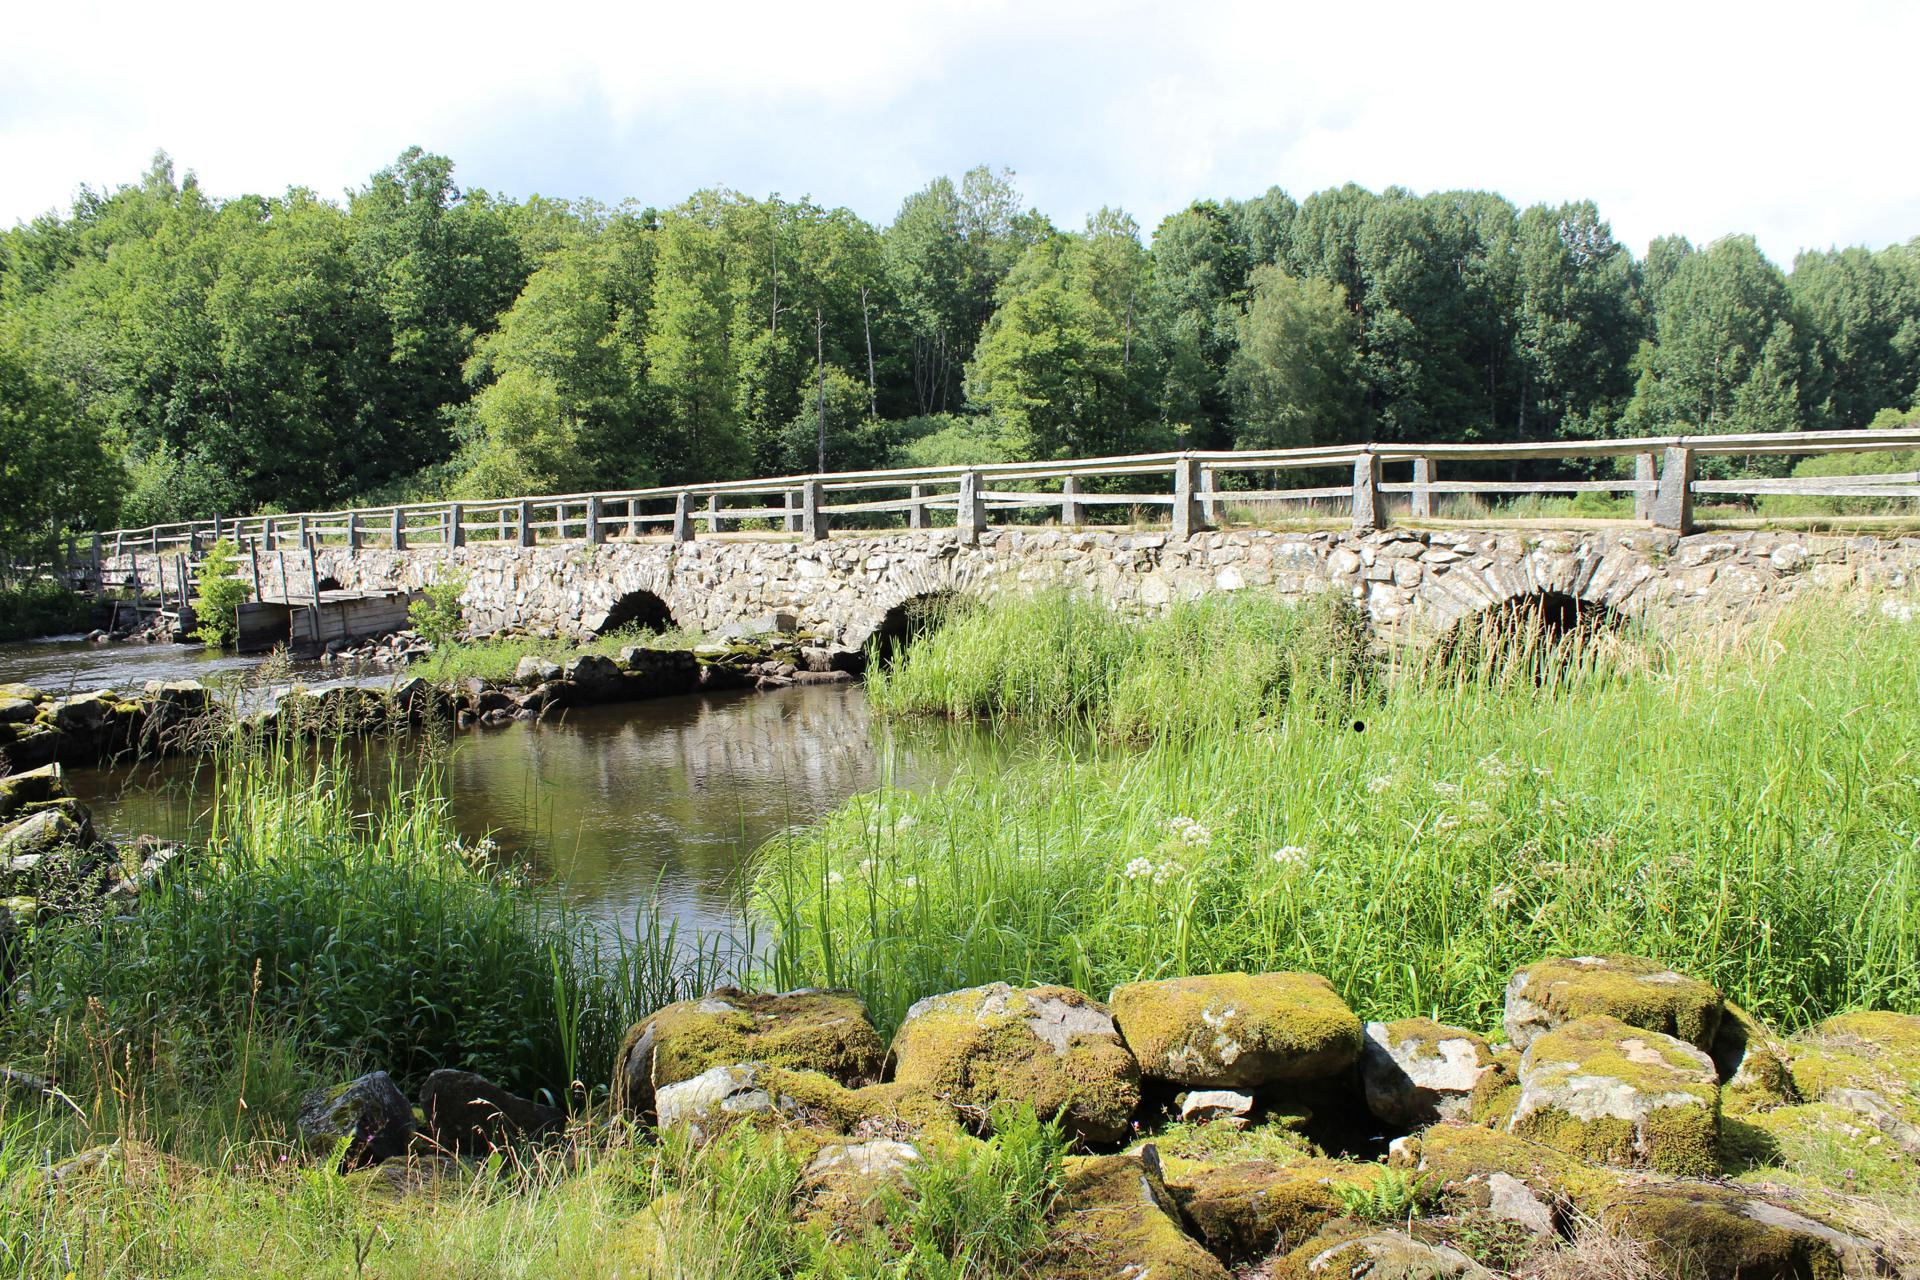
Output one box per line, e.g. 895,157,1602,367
1109,971,1363,1089
798,1139,922,1238
1789,1011,1920,1127
1409,1122,1624,1218
1034,1152,1230,1280
1162,1157,1357,1264
419,1068,566,1153
1712,1000,1799,1115
1272,1223,1492,1279
611,987,885,1118
1509,1015,1721,1176
1741,1100,1920,1194
0,763,63,821
1361,1018,1497,1128
653,1062,851,1141
1601,1182,1889,1279
296,1071,415,1170
888,982,1140,1144
0,806,82,863
1504,954,1723,1052
1465,1046,1522,1128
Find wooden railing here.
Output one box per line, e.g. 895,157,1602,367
76,428,1920,569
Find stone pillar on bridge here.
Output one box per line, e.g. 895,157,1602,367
1061,476,1083,527
1651,446,1695,534
1410,457,1434,520
801,481,828,541
909,484,928,530
449,503,466,548
586,496,605,545
518,500,535,547
1172,456,1209,539
956,471,985,544
1351,454,1386,531
784,489,802,534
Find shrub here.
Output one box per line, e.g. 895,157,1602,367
408,574,468,649
0,578,90,641
191,539,251,648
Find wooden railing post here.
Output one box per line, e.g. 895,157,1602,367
784,488,802,534
391,508,407,551
1351,453,1386,530
90,534,103,599
1198,465,1217,525
518,500,535,547
1172,456,1208,538
1410,457,1433,519
706,494,722,534
1634,451,1658,521
347,512,362,551
1651,446,1694,534
262,520,276,552
673,493,695,543
585,495,604,545
297,515,312,553
956,471,984,544
801,480,828,541
1061,476,1083,527
909,484,928,530
448,503,465,548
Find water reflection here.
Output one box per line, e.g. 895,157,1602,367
56,685,997,936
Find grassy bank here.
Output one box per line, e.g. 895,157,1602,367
762,593,1920,1036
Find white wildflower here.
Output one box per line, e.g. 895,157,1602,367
826,871,844,887
1489,883,1518,910
1432,781,1462,798
1152,861,1179,886
1367,775,1393,795
1124,857,1155,881
1270,846,1310,871
857,858,876,875
1467,800,1491,820
474,837,500,857
1433,812,1461,833
893,814,918,833
1168,816,1213,846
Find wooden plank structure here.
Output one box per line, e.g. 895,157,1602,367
72,427,1920,570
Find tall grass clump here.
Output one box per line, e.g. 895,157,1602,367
414,621,704,685
868,590,1376,740
12,724,721,1102
761,594,1920,1036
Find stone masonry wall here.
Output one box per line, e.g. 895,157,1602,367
289,526,1920,648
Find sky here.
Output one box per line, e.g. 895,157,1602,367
3,0,1914,265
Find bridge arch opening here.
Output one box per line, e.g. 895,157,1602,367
314,576,341,593
597,588,677,637
1438,591,1623,675
867,591,975,664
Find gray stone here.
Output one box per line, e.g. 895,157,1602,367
803,1139,920,1183
1300,1230,1490,1278
654,1063,781,1139
1361,1018,1496,1128
0,764,63,821
1178,1089,1255,1125
297,1071,414,1169
420,1068,565,1152
0,808,80,861
513,656,562,685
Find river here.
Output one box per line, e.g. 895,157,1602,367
0,635,993,938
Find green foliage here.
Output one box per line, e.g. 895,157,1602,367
0,341,120,568
763,597,1920,1035
407,574,467,649
1227,265,1361,448
414,623,701,686
190,539,250,648
0,579,91,641
1336,1169,1440,1222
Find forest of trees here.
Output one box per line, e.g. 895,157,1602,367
3,148,1918,555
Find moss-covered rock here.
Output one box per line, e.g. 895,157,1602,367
1789,1011,1920,1129
1509,1015,1721,1176
1109,971,1363,1089
1466,1045,1522,1128
1601,1182,1888,1279
888,982,1140,1144
1033,1152,1230,1280
1272,1222,1493,1279
798,1138,922,1239
653,1062,853,1141
1361,1018,1496,1128
1504,954,1723,1052
1739,1100,1920,1194
611,987,886,1118
1713,1000,1799,1115
1162,1157,1357,1264
0,763,63,821
1410,1122,1625,1217
296,1071,415,1170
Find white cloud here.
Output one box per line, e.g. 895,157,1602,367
2,0,1913,262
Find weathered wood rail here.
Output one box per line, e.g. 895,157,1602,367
73,428,1920,573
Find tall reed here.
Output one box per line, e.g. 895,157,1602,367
762,595,1920,1036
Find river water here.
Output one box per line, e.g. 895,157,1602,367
0,636,992,938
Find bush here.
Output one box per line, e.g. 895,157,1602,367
190,539,251,648
408,574,468,649
0,578,90,641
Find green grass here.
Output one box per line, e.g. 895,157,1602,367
760,593,1920,1036
8,724,729,1104
868,590,1375,741
413,623,704,685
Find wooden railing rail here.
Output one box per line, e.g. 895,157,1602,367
74,427,1920,568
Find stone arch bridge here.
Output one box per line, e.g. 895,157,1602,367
304,524,1919,652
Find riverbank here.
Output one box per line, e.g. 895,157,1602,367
1,592,1917,1276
